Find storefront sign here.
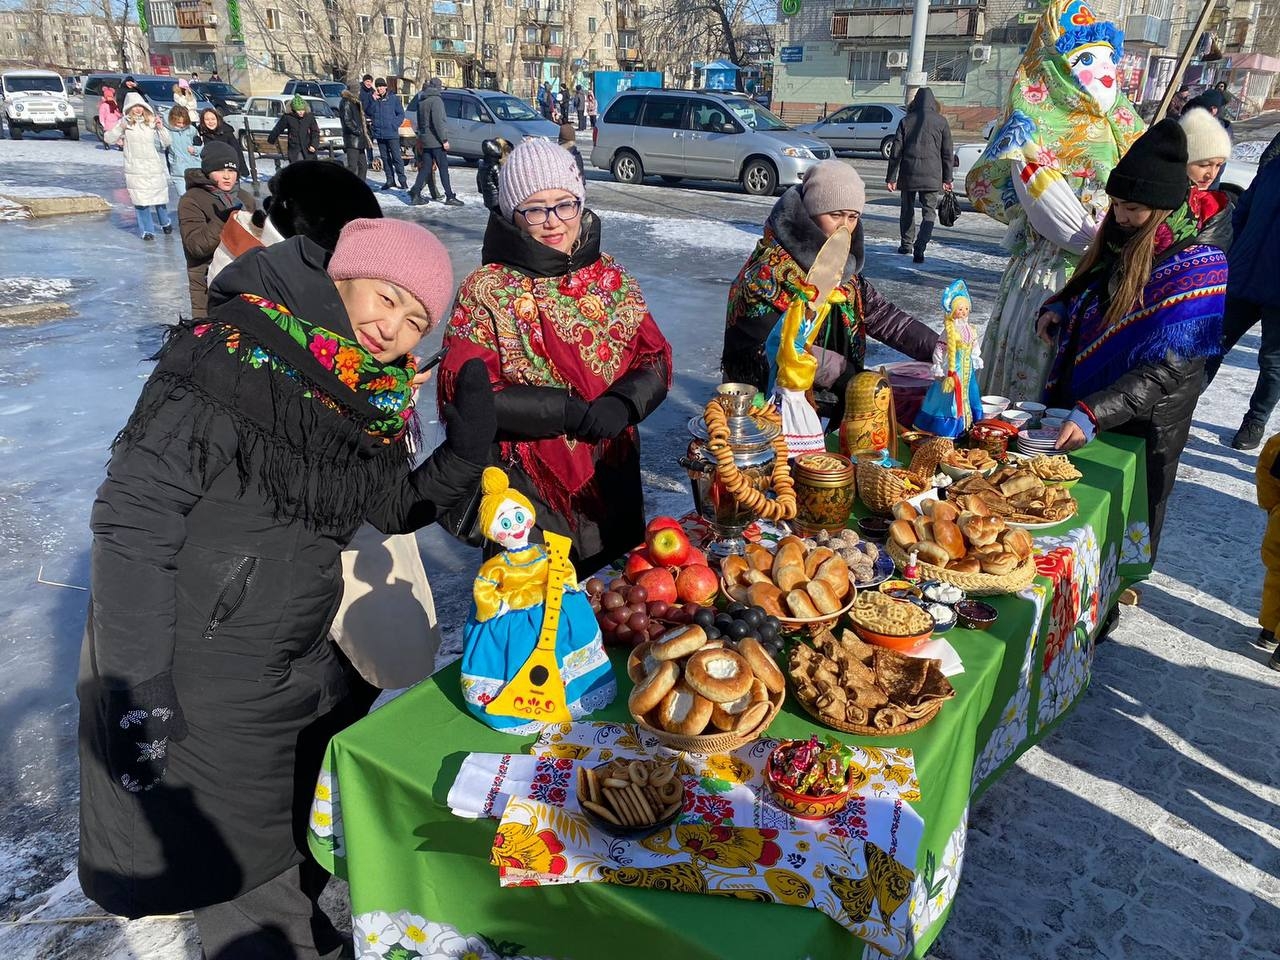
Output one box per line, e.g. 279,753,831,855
780,46,804,64
1117,51,1147,101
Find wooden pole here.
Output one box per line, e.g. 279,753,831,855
1153,0,1220,123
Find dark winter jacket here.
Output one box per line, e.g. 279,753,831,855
368,93,405,140
565,144,586,182
198,114,248,176
78,237,484,918
1227,158,1280,310
339,90,369,151
177,168,256,317
723,187,939,420
411,85,448,149
1259,131,1280,171
359,83,377,117
477,157,501,211
886,88,954,191
267,108,321,162
442,211,671,574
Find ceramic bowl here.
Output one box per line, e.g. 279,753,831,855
981,395,1011,415
578,762,683,839
857,516,892,542
1041,417,1066,432
1044,407,1072,420
955,600,999,630
999,410,1033,430
765,743,854,820
851,620,933,652
878,579,922,601
1014,401,1047,416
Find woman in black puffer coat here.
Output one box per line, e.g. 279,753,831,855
198,107,248,177
78,218,494,957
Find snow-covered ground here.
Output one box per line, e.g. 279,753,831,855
0,132,1276,959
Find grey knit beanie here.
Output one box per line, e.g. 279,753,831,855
801,160,866,217
497,137,585,220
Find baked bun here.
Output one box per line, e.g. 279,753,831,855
805,578,844,615
912,516,934,543
627,641,654,684
933,519,967,560
652,625,707,661
710,687,755,730
892,501,920,521
979,551,1020,575
629,660,679,715
804,547,836,579
747,582,786,619
814,555,850,598
948,557,982,574
721,554,749,585
774,538,806,571
774,562,807,592
738,637,785,694
785,589,820,619
684,648,753,703
658,682,713,736
1001,528,1034,561
889,519,918,548
915,541,951,566
926,500,961,524
959,515,1003,547
735,699,771,734
745,543,774,572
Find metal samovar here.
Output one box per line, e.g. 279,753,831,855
680,383,780,558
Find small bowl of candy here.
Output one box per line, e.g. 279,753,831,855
879,579,923,602
765,736,856,820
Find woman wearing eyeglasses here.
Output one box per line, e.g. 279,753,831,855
439,139,671,574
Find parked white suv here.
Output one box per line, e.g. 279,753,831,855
2,70,78,140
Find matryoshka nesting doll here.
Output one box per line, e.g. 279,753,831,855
839,371,893,458
460,468,616,734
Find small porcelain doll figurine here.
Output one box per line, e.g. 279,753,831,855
460,468,616,734
915,280,984,438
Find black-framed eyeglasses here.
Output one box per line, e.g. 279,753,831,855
515,199,582,226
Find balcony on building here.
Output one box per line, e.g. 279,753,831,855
1124,14,1171,48
523,7,566,26
621,47,639,61
432,38,462,54
146,0,217,45
519,41,544,59
831,0,985,41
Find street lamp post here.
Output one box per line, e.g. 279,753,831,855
905,0,930,105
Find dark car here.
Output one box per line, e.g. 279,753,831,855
282,79,347,111
192,80,248,116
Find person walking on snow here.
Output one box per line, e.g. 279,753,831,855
166,105,201,197
409,78,463,206
586,88,598,129
885,86,954,264
172,78,198,117
105,93,173,241
267,95,320,164
97,86,122,149
177,141,257,317
359,74,377,167
368,78,407,191
574,85,587,130
339,85,370,181
559,123,585,182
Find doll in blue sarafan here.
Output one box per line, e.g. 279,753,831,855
460,467,616,734
915,280,985,438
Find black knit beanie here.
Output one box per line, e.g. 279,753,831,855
201,141,240,175
1106,119,1189,210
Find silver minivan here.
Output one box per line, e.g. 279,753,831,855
435,88,560,160
591,89,832,195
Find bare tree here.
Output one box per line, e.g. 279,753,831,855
641,0,773,78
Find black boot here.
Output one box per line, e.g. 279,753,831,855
1231,418,1266,450
896,242,911,255
913,221,934,263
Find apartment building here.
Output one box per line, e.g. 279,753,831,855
0,8,148,72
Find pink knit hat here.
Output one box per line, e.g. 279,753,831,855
498,137,585,220
327,218,454,327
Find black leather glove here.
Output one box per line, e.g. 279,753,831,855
214,201,243,221
563,395,589,435
576,395,631,441
444,358,497,465
104,671,187,794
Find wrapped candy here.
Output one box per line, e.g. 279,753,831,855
769,735,854,797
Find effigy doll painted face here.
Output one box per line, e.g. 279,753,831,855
488,498,535,550
1066,41,1118,114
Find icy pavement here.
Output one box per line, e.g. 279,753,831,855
0,135,1277,959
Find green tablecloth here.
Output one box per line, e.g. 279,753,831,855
308,434,1152,960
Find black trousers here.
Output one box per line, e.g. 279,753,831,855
1204,295,1280,427
343,148,367,181
410,145,455,199
376,138,405,186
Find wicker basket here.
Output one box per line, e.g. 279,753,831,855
633,687,786,753
793,691,943,737
720,578,856,637
907,437,955,482
856,459,928,516
885,540,1036,596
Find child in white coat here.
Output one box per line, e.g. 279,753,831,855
105,92,173,240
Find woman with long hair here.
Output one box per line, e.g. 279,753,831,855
1039,120,1228,561
198,106,248,177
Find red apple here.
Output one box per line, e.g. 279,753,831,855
645,516,684,539
647,525,692,566
634,567,678,605
676,564,719,604
683,547,709,568
624,549,655,580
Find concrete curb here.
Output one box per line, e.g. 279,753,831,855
0,193,111,218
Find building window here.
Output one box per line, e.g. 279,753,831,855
435,58,457,77
408,18,421,37
265,7,282,30
505,26,516,43
484,4,492,23
505,0,514,6
465,23,473,39
297,10,314,30
271,52,287,72
299,54,316,73
549,28,561,44
588,16,596,31
587,47,596,62
604,32,612,48
848,50,889,83
357,15,370,32
525,26,537,41
383,16,396,35
604,1,612,15
523,61,539,79
923,49,969,82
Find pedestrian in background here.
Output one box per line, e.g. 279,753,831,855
339,84,370,181
267,95,320,164
539,81,554,121
172,78,198,117
574,85,586,130
1254,432,1280,667
586,88,598,129
885,87,953,264
359,74,377,167
409,77,463,206
476,136,512,213
97,86,122,149
559,123,585,183
177,141,256,316
198,107,247,177
166,105,201,197
369,78,407,191
1203,145,1280,450
1042,120,1227,561
105,93,173,241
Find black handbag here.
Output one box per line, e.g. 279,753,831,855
938,190,961,228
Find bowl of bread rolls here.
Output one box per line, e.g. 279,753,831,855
719,536,856,635
627,622,786,752
884,497,1037,595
